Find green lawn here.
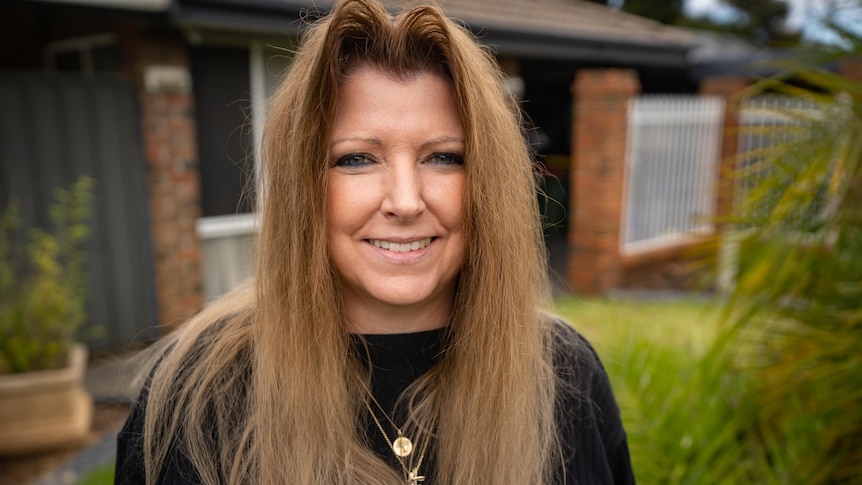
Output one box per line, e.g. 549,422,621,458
77,464,113,485
554,295,721,357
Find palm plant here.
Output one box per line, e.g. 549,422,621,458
725,12,862,483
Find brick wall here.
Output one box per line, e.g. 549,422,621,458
567,69,640,294
119,26,203,331
700,77,749,225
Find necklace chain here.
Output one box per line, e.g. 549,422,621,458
363,388,430,484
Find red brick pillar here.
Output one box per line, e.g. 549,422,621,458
700,77,749,225
568,69,639,295
837,56,862,244
838,55,862,83
120,28,203,331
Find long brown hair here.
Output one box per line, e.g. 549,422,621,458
141,1,558,483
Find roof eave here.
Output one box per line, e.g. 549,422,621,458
27,0,171,11
474,26,691,67
172,0,310,36
173,0,691,68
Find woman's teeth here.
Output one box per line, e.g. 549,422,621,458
369,237,433,252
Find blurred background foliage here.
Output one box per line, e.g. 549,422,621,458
723,32,862,485
583,0,801,47
556,12,861,483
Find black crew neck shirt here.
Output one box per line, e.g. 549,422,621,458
115,322,635,484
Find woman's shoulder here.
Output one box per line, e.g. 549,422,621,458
546,316,604,377
114,308,254,484
545,314,621,439
545,315,636,484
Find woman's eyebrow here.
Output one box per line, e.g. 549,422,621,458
329,137,383,149
329,136,464,150
419,136,465,150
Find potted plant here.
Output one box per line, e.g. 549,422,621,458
0,176,95,454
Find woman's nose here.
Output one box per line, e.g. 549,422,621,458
381,163,426,221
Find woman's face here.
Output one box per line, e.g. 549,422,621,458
327,66,466,332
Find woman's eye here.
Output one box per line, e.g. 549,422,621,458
334,153,373,168
428,153,465,166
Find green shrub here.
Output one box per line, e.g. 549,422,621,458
0,176,94,373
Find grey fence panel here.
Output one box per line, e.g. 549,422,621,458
0,84,39,227
0,73,158,350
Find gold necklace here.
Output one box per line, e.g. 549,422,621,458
363,392,431,484
365,401,429,484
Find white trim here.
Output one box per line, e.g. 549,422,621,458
249,42,268,208
196,213,258,240
143,65,191,93
621,229,713,256
249,42,267,170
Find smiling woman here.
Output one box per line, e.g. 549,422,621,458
113,1,634,484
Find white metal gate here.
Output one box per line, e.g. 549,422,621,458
717,96,829,292
735,96,824,221
622,95,725,254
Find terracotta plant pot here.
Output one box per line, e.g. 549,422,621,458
0,344,93,455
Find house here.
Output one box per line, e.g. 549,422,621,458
1,0,702,349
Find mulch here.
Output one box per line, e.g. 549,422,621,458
0,403,131,485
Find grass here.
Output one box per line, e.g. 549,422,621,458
554,295,721,358
77,464,113,485
554,295,766,485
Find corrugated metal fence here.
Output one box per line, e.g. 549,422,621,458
622,95,725,254
0,73,158,350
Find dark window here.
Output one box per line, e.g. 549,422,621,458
191,45,253,217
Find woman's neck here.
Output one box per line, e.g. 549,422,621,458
343,296,451,335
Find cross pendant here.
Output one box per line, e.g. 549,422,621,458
407,470,425,484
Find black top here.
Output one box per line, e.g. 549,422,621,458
354,328,445,473
115,321,634,484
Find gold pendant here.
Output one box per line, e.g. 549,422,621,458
392,436,413,457
408,469,425,484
